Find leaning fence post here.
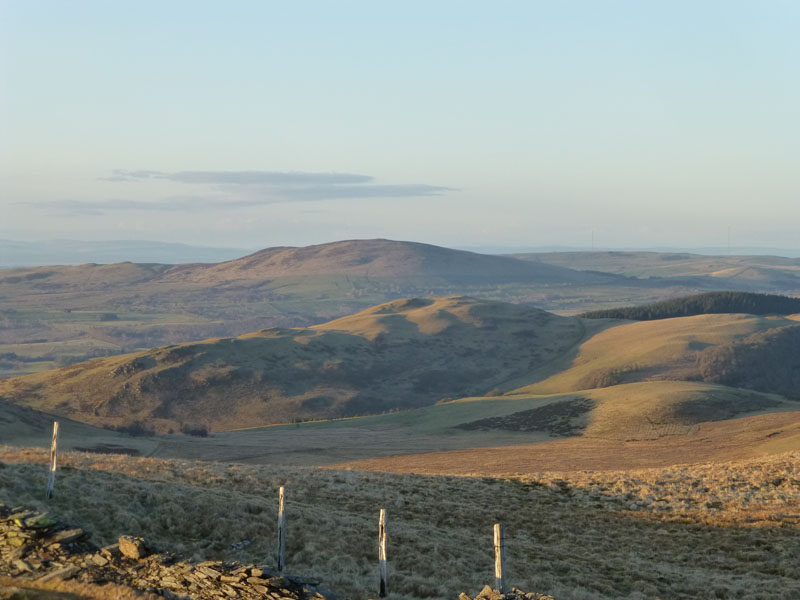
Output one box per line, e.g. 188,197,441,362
46,421,59,499
493,523,506,593
378,508,388,597
277,485,286,572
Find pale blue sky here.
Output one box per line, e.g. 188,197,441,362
2,1,798,250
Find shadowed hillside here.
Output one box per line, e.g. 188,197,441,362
697,324,800,399
0,399,159,456
0,297,583,432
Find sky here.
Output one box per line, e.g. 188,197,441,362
1,0,799,251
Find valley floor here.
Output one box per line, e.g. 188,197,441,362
334,410,800,475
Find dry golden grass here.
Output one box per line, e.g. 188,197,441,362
580,381,797,440
2,446,798,600
525,452,800,528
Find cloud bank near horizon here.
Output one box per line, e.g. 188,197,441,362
25,170,455,215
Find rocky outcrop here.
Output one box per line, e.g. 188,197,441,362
458,585,555,600
0,504,332,600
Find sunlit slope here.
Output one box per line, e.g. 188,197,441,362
512,313,797,395
0,297,583,432
450,381,796,440
579,380,794,439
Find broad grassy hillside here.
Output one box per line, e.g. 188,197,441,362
4,298,800,473
512,313,797,394
0,297,585,432
1,447,797,600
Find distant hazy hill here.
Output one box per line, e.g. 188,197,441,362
0,297,583,431
513,250,800,290
580,292,800,320
0,239,250,267
159,239,611,284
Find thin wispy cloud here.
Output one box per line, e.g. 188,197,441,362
23,169,455,215
99,169,374,185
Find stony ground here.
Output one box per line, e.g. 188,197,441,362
0,503,331,600
1,503,552,600
458,586,553,600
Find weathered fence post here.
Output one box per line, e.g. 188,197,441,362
277,485,286,572
378,508,388,597
46,421,59,499
493,523,506,593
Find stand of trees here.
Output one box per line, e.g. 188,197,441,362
581,292,800,321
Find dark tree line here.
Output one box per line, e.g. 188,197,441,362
581,292,800,321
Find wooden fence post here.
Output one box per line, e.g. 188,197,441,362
277,485,286,572
46,421,59,499
378,508,388,597
493,523,506,593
